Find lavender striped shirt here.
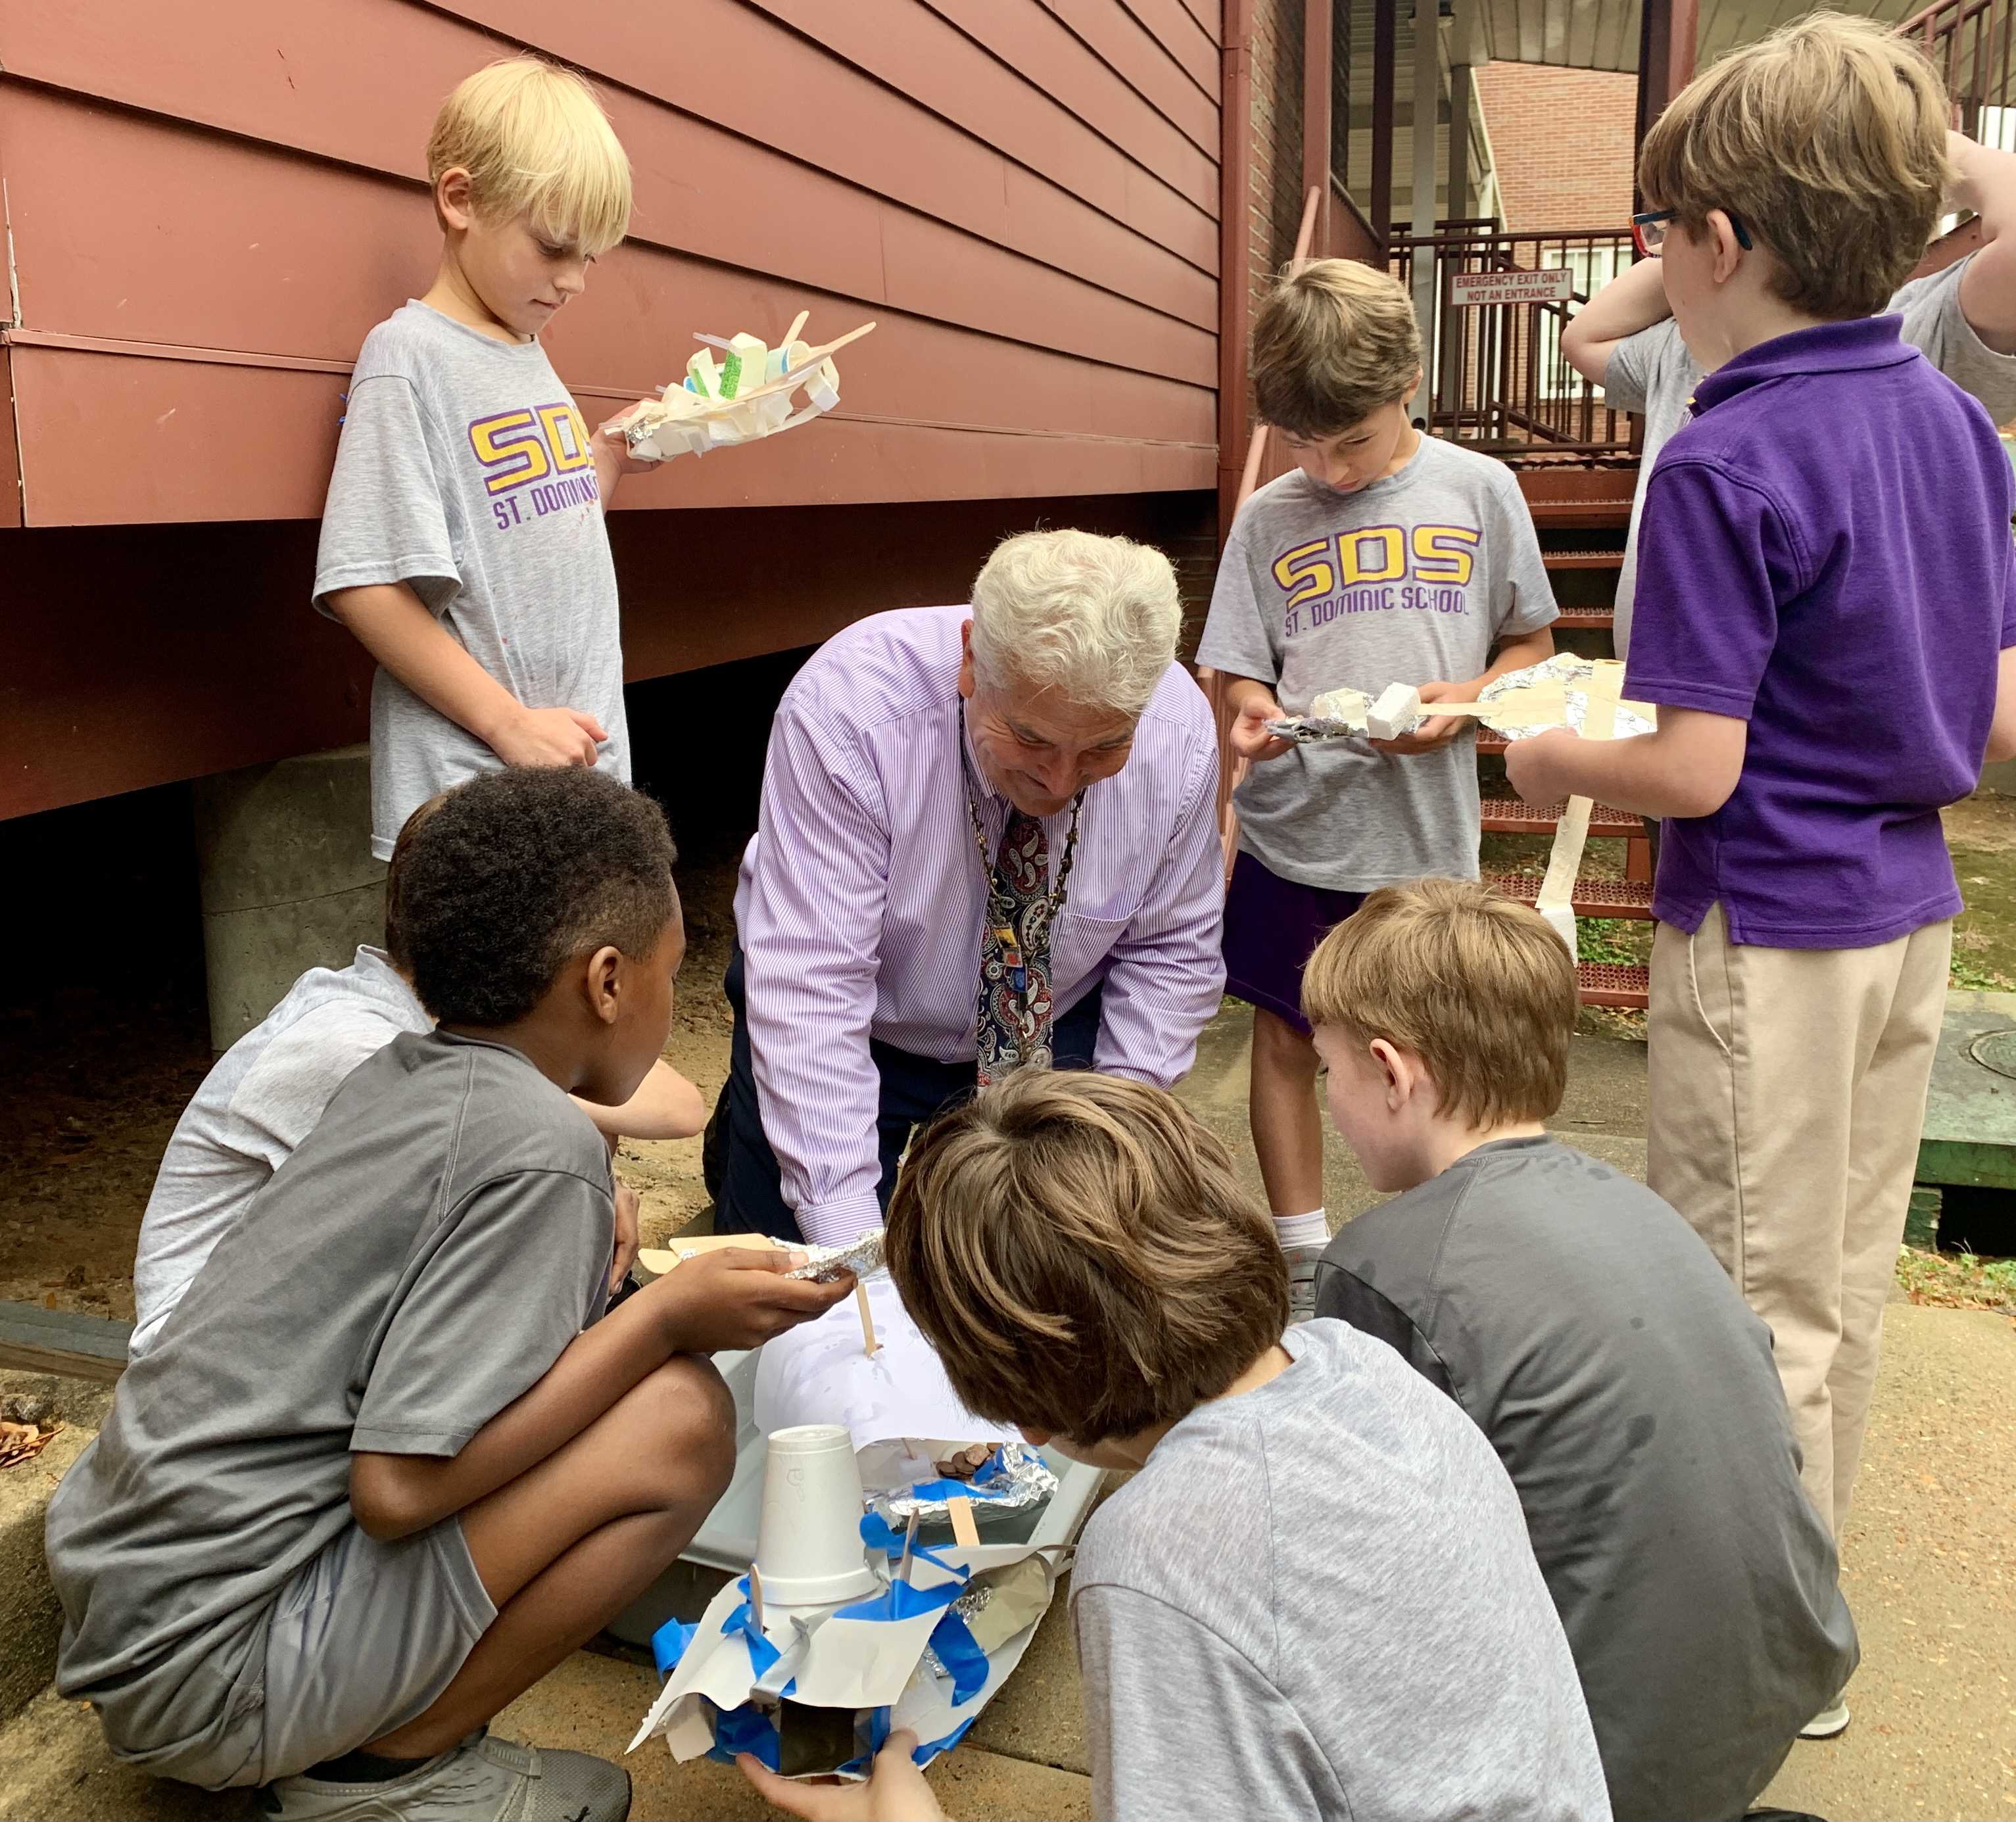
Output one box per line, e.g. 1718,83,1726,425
733,606,1226,1246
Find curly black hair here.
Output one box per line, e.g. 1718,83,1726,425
395,767,678,1026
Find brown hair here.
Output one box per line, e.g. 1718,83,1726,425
1251,258,1423,437
1301,878,1577,1128
884,1072,1287,1445
1639,11,1950,320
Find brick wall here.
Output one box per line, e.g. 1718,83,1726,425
1471,61,1635,232
1249,0,1308,325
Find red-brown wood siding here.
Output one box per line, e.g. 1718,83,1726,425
0,0,1221,525
0,0,1224,817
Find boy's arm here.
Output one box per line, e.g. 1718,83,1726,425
1222,674,1296,763
1560,256,1671,389
1504,708,1748,819
1988,645,2016,765
350,1243,851,1541
573,1058,706,1141
1196,526,1294,761
325,583,607,768
1951,133,2016,355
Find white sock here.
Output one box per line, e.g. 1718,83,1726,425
1273,1209,1328,1249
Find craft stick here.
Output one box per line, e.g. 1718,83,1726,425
897,1517,918,1586
1534,667,1625,958
948,1497,980,1548
748,1564,765,1633
855,1280,880,1357
783,309,809,347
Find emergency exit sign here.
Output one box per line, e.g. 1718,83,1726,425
1449,268,1575,306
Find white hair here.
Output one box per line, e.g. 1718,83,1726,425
968,530,1182,717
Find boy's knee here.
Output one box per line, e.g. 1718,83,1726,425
635,1356,737,1494
1253,1009,1318,1070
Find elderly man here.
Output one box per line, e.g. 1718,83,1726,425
709,529,1226,1246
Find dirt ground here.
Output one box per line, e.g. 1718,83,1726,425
0,840,746,1324
5,780,2012,1324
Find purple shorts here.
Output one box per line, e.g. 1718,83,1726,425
1222,850,1367,1036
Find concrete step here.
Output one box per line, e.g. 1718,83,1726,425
1487,873,1654,921
1479,796,1642,836
0,1373,110,1729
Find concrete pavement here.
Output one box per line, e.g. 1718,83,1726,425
3,1012,2012,1821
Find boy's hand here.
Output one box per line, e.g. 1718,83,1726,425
1367,679,1466,755
737,1731,946,1821
610,1183,641,1293
1230,694,1295,763
649,1247,856,1353
490,706,607,768
594,410,658,479
1504,727,1581,804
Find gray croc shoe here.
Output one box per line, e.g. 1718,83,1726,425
258,1731,632,1821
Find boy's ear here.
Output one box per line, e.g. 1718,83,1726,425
583,944,624,1026
435,166,476,233
1705,210,1748,285
1370,1036,1432,1111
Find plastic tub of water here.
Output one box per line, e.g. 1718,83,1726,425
607,1346,1106,1646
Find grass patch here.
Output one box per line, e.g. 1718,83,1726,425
1896,1246,2016,1315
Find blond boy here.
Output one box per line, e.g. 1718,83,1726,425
852,1071,1606,1822
1506,17,2016,1601
1195,261,1556,1312
1306,880,1854,1819
316,59,650,861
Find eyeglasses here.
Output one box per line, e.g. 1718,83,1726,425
1631,208,1753,258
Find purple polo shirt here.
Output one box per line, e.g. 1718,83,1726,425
1625,316,2016,948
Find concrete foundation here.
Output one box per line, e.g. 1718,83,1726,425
1980,755,2016,797
192,745,384,1053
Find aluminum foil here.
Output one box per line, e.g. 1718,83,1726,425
1479,654,1655,743
870,1443,1058,1533
1265,655,1653,745
1264,715,1357,744
785,1230,886,1283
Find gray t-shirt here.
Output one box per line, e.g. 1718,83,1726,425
1071,1320,1607,1822
314,301,631,859
130,946,429,1360
1316,1138,1857,1822
1602,254,2016,656
48,1031,613,1708
1197,437,1558,890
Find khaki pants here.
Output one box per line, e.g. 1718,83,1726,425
1647,903,1951,1535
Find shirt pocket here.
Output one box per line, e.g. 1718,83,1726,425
1049,908,1140,992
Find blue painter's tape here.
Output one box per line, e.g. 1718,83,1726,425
833,1575,962,1625
719,1582,781,1679
911,1715,977,1765
708,1700,779,1769
650,1616,698,1678
924,1608,989,1704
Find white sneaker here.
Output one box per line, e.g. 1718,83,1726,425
1285,1243,1324,1326
1799,1698,1851,1740
258,1731,631,1821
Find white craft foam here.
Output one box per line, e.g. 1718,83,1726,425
1366,682,1422,741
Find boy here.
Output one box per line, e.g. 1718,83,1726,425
1305,879,1855,1820
128,798,706,1360
316,58,652,863
867,1071,1608,1822
1564,128,2016,658
47,769,854,1821
1506,15,2016,1578
1196,259,1557,1314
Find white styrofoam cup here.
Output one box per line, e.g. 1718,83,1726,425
753,1423,880,1606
